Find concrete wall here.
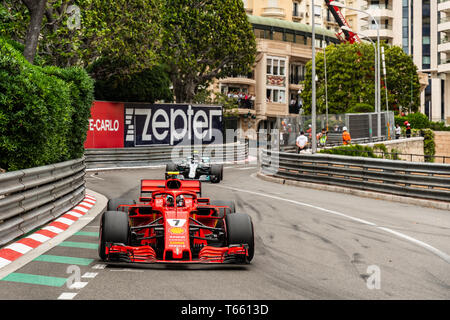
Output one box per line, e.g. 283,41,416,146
365,137,424,162
434,131,450,164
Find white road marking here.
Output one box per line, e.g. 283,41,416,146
89,174,104,181
216,184,450,264
55,217,75,226
5,243,33,254
0,257,11,268
67,211,83,218
82,272,98,279
74,206,89,213
57,292,78,300
92,264,106,269
42,226,64,234
68,281,88,289
27,233,51,243
109,268,144,273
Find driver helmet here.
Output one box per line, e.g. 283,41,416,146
166,195,174,207
176,195,185,207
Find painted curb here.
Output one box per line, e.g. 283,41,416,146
0,194,97,269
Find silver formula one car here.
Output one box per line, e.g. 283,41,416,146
165,154,223,183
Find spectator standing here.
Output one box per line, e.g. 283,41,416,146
342,126,351,145
395,124,401,139
406,123,411,138
296,131,308,153
306,124,312,140
318,128,328,147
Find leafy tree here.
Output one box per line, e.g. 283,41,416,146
90,58,173,103
160,0,257,103
1,0,162,76
300,42,421,115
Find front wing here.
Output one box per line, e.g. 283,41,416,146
105,244,249,264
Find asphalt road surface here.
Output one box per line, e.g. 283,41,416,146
0,164,449,300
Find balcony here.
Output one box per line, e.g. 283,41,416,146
292,12,304,22
438,59,450,73
438,0,450,12
360,23,394,39
361,3,394,19
438,41,450,54
261,7,286,19
219,76,256,87
438,16,450,33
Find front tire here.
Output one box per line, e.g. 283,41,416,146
107,198,135,212
98,210,130,260
210,200,236,215
225,213,254,262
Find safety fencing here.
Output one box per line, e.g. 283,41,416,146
260,149,450,202
84,141,249,169
0,158,86,246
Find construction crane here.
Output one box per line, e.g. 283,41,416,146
324,0,361,44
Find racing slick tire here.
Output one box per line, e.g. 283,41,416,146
225,213,254,262
98,210,130,260
210,200,236,215
210,164,223,183
107,198,136,212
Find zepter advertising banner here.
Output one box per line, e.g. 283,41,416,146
123,103,223,147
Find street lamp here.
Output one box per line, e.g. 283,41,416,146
323,32,329,132
311,0,317,153
329,1,381,139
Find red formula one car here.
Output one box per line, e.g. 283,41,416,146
98,178,254,264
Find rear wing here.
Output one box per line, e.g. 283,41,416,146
140,179,202,201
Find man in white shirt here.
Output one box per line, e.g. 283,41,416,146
296,131,308,153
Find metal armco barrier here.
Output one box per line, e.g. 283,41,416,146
0,158,86,246
260,149,450,202
84,141,249,169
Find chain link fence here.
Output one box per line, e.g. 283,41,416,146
275,111,395,148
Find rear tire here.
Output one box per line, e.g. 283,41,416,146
98,210,130,260
225,213,254,262
107,198,135,212
210,164,223,183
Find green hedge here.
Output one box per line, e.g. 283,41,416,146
394,112,430,129
319,144,400,160
0,37,94,171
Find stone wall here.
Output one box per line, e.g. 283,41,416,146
434,131,450,164
365,137,424,162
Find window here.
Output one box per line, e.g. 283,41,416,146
266,88,286,103
290,64,305,84
314,5,321,17
266,57,286,76
267,59,272,75
293,2,299,17
285,32,294,42
273,31,283,41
